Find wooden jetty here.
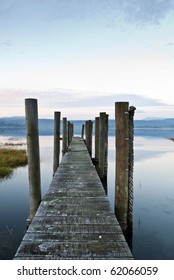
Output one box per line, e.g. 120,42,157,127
14,137,133,260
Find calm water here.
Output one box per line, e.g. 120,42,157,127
0,134,174,259
108,136,174,259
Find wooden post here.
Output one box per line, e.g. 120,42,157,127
115,102,129,234
95,117,99,164
53,111,61,176
127,105,136,249
68,122,74,145
68,121,71,146
25,98,41,224
104,114,109,177
85,120,93,156
62,117,67,156
70,123,74,142
81,124,85,139
98,112,106,178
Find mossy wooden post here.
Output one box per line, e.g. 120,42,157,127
25,98,41,224
81,124,85,139
104,114,109,177
53,111,61,176
68,122,74,145
95,117,99,165
98,112,106,178
115,102,129,234
70,123,74,141
68,121,71,146
85,120,93,157
62,117,67,156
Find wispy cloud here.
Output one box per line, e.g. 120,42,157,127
2,39,12,46
0,88,166,108
165,42,174,47
0,88,172,119
1,39,12,51
116,0,174,25
0,0,15,18
1,0,173,26
47,0,174,26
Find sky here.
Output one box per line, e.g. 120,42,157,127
1,0,174,120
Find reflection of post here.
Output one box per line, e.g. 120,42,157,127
62,117,67,156
25,98,41,224
115,102,129,234
53,111,61,176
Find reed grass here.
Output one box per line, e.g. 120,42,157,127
0,148,28,179
4,142,25,146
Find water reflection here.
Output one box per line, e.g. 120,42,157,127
108,136,174,259
0,136,54,259
134,139,174,259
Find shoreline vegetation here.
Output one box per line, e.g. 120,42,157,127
0,138,28,179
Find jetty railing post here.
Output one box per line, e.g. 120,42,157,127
62,117,67,156
70,123,74,142
127,105,136,247
115,102,129,234
81,124,85,139
104,114,109,178
85,120,93,157
68,121,71,146
53,111,61,176
68,122,74,145
98,112,106,179
25,98,41,224
95,117,99,166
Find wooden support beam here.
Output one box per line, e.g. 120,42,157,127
25,98,41,224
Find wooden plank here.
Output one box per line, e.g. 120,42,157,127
15,240,132,260
14,137,133,260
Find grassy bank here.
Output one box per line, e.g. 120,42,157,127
0,148,28,179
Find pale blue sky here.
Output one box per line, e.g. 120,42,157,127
1,0,174,119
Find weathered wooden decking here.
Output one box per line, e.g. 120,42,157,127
14,137,133,259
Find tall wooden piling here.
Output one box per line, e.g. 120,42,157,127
81,124,85,139
62,117,67,156
85,120,93,157
25,98,41,223
104,114,109,177
68,122,74,146
70,123,74,143
115,102,129,233
127,105,136,248
95,117,99,164
68,121,71,146
98,112,106,178
53,111,61,176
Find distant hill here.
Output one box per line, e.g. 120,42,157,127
0,117,25,127
1,116,174,138
135,118,174,129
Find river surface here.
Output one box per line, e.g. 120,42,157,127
0,134,174,259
